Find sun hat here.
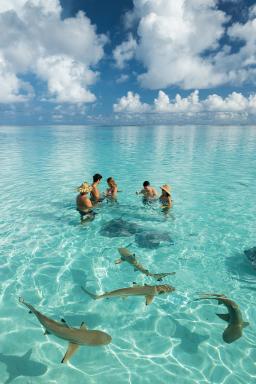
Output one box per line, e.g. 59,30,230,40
160,184,171,196
77,182,92,194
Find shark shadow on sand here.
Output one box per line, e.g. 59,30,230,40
171,318,209,354
0,349,47,384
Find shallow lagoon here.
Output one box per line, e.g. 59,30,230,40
0,124,255,383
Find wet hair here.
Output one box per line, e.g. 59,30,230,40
143,181,150,187
93,173,102,182
107,177,117,188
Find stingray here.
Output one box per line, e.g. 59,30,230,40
100,218,140,238
244,247,256,269
135,231,174,249
0,349,47,384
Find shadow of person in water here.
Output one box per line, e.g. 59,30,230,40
172,318,209,354
0,349,47,384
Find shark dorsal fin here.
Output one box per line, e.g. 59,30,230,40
61,343,80,364
80,322,88,330
216,313,230,322
23,349,32,359
61,318,70,328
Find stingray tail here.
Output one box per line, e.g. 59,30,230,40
81,286,98,300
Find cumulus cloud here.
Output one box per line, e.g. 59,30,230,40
0,0,107,103
113,33,137,69
114,0,256,90
0,54,33,102
114,90,256,115
36,56,97,103
154,90,201,112
113,91,150,112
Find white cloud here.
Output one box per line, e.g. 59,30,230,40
0,0,107,103
154,90,202,112
114,90,256,115
113,91,150,112
115,0,256,90
0,54,33,102
113,33,137,69
116,74,129,83
154,90,171,112
36,55,97,103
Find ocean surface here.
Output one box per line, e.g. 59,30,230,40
0,124,255,384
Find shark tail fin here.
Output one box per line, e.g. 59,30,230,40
81,286,98,300
19,297,35,313
243,321,249,328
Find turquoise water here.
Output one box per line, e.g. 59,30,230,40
0,124,256,384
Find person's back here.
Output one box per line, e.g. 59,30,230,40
91,173,102,203
76,182,94,222
76,193,92,212
137,181,158,200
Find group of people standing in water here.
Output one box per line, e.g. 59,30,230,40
76,173,172,222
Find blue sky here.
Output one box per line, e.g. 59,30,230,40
0,0,256,124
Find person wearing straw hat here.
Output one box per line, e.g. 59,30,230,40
76,182,95,222
159,184,172,209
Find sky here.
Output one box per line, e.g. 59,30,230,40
0,0,256,125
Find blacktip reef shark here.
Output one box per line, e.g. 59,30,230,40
194,293,249,344
19,297,112,363
115,247,176,281
81,283,175,305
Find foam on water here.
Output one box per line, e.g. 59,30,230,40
0,125,256,383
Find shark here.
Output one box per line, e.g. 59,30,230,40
81,283,175,305
19,297,112,363
115,248,176,281
194,293,249,344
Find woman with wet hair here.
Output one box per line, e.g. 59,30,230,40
106,177,118,200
